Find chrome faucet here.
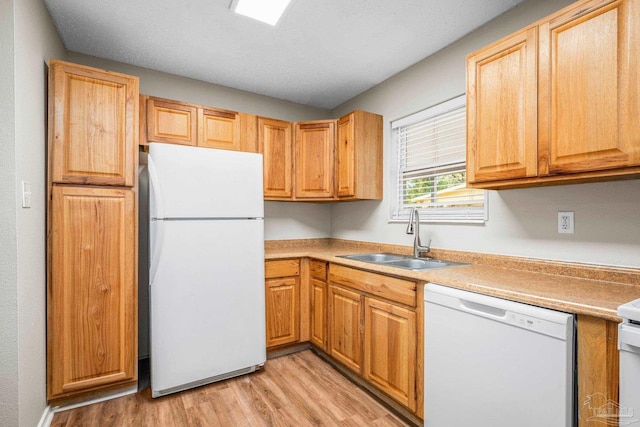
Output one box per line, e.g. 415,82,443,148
406,207,431,258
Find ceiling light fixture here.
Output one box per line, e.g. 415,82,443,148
231,0,293,26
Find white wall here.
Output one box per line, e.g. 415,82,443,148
1,0,65,426
14,0,65,425
64,52,334,241
330,0,640,268
0,0,19,425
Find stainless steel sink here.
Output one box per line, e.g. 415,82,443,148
337,253,467,271
338,253,408,263
386,258,451,270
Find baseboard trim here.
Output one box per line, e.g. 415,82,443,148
37,405,56,427
43,385,137,425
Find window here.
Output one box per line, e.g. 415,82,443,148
391,95,486,223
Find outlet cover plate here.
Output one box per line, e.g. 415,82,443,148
558,211,574,234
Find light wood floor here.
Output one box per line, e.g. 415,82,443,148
51,351,411,426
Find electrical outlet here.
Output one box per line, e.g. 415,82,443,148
558,211,574,234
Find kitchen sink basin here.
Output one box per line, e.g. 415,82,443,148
338,253,409,263
385,258,451,270
337,253,467,271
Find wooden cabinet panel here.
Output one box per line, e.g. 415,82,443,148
577,315,620,427
336,111,383,200
329,264,416,307
259,117,293,199
467,28,538,183
310,278,328,350
48,186,136,399
309,259,327,280
336,114,356,197
146,98,197,146
239,113,259,153
328,285,363,373
199,108,241,151
265,277,300,348
294,121,335,199
265,259,300,279
468,0,640,189
364,297,416,411
539,0,640,175
49,60,138,187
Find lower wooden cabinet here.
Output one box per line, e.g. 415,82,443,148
364,297,416,411
48,185,137,400
265,259,300,348
327,265,419,413
310,260,328,350
328,285,363,373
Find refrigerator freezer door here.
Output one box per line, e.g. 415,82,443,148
148,142,264,219
150,218,266,396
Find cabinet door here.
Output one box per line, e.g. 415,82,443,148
295,121,335,199
329,285,363,373
259,117,293,199
337,110,382,200
364,297,416,410
336,113,356,197
310,278,327,350
146,98,197,146
265,277,300,348
48,186,136,399
50,60,138,187
199,108,241,151
467,28,538,183
538,0,640,175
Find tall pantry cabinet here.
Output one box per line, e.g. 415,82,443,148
47,59,139,401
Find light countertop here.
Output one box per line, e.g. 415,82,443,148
265,240,640,322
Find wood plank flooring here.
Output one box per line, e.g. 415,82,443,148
51,350,411,426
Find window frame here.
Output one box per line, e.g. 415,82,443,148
389,95,487,224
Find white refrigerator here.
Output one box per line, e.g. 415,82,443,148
146,142,266,398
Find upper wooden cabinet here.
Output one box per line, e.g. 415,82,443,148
538,0,640,175
146,97,197,146
261,110,382,202
467,28,538,183
467,0,640,189
143,96,245,151
259,117,293,199
200,108,241,150
49,59,138,187
336,110,383,200
294,120,336,199
48,186,137,400
141,95,382,201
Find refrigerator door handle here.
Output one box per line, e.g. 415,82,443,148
148,156,164,286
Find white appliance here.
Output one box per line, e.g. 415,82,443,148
424,283,575,427
618,298,640,425
146,142,266,398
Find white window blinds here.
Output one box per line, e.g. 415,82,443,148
391,95,486,223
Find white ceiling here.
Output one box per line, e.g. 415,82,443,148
44,0,525,109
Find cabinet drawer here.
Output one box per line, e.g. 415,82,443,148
329,264,416,307
310,260,327,280
265,259,300,279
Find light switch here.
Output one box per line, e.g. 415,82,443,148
22,181,31,208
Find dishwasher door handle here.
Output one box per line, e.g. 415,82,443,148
459,299,508,319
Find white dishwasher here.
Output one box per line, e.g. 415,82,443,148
424,283,575,427
618,298,640,425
